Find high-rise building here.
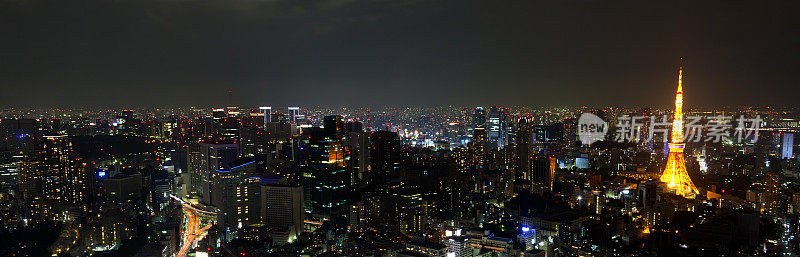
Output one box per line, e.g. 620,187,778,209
210,158,259,238
488,107,501,147
472,107,487,129
348,201,367,233
199,143,240,204
238,115,263,157
515,118,533,180
150,169,172,211
660,65,699,198
17,135,93,211
28,138,64,203
105,172,143,203
17,158,42,203
324,115,345,141
487,107,510,149
217,117,240,143
764,172,786,215
562,117,578,147
259,106,272,126
299,125,351,217
471,127,487,171
531,156,556,190
288,107,300,124
261,184,304,244
48,136,94,205
782,133,793,159
186,143,203,196
346,130,370,187
370,131,401,184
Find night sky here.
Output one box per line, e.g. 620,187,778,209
1,0,798,108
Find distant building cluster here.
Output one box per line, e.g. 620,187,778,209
2,73,800,256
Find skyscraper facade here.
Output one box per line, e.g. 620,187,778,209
515,118,533,180
199,143,240,204
782,133,793,159
471,127,487,171
261,184,304,244
210,158,259,239
488,107,510,149
472,107,486,129
370,131,401,184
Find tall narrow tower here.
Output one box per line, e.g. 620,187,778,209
259,106,272,126
660,65,699,198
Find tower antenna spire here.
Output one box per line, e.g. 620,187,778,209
677,62,683,94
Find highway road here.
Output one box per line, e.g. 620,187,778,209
172,195,216,257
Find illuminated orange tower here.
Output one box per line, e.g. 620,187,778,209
660,65,699,198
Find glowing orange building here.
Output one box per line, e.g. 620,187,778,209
660,65,699,198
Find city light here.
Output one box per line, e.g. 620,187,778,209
1,2,796,256
660,66,700,198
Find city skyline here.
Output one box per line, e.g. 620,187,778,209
3,1,800,257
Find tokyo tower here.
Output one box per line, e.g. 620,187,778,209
660,64,699,198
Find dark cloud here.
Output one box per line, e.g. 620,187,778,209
0,0,798,108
